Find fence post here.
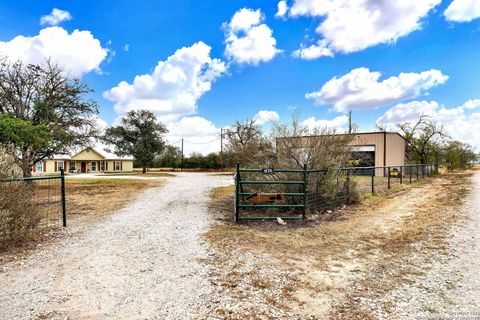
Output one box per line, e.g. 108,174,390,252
399,166,403,184
387,166,391,189
371,168,375,194
234,162,240,222
409,166,412,183
416,165,419,181
60,169,67,227
303,163,308,220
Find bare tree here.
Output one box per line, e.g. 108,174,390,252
273,115,353,169
224,118,275,166
0,60,98,177
397,115,446,164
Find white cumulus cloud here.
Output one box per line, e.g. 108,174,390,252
306,67,448,112
275,1,289,18
103,41,226,121
283,0,440,59
254,110,280,124
376,99,480,151
224,8,282,65
166,116,221,155
444,0,480,22
300,115,349,131
40,8,72,26
0,27,108,77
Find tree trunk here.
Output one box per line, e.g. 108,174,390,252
21,161,32,178
142,165,147,174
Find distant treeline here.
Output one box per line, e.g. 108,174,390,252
133,145,238,169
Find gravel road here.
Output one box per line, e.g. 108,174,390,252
0,172,232,319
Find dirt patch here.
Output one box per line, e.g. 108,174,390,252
204,172,473,319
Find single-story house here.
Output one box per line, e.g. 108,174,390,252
32,147,134,175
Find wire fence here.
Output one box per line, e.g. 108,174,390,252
235,163,437,222
0,170,67,229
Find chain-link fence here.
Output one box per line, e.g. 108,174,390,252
235,163,437,221
306,164,437,214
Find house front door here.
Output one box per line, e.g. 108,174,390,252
81,162,87,173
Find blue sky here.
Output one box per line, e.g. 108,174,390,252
0,0,479,154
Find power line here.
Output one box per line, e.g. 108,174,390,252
169,139,183,145
169,137,220,145
182,137,220,145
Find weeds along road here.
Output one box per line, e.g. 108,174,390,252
0,172,232,319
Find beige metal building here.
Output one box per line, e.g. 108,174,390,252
349,132,406,168
276,131,406,175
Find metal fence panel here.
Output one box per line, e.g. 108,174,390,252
1,169,66,228
234,163,437,222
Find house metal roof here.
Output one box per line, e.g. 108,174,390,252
50,143,134,161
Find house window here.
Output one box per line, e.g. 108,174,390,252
57,161,64,171
91,161,97,171
36,162,43,172
100,161,105,171
70,162,76,171
115,161,121,171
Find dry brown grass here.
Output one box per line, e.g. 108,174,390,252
101,172,175,177
204,172,473,319
135,167,235,173
65,178,162,216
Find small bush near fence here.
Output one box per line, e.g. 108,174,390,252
0,182,40,249
0,150,40,249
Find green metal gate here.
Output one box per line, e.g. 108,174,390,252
234,162,307,222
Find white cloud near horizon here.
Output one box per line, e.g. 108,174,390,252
103,41,226,121
283,0,440,59
300,115,349,131
224,8,282,65
306,67,448,112
166,116,221,155
445,0,480,22
254,110,280,124
376,99,480,151
40,8,72,26
0,26,108,77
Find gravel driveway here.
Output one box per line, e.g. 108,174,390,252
366,171,480,319
0,172,232,319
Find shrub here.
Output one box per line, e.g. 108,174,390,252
0,148,40,249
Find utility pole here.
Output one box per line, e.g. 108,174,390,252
220,128,224,168
181,138,184,171
348,110,352,134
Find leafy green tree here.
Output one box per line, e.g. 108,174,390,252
0,60,99,177
155,145,182,168
103,110,167,173
442,140,478,171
